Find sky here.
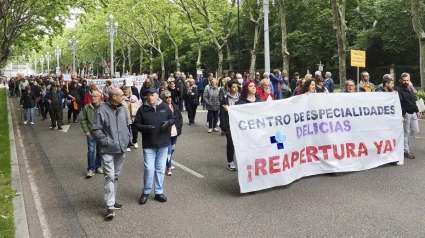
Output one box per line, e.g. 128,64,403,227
65,8,84,28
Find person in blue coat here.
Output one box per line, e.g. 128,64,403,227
269,69,282,100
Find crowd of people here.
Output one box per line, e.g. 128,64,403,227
5,68,422,219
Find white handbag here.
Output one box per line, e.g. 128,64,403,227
416,98,425,112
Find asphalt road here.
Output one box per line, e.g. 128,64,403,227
9,97,425,238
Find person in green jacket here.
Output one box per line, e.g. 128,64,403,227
80,90,103,178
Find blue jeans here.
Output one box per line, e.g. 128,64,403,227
274,90,282,100
166,137,178,168
87,135,102,171
142,146,168,194
23,107,34,122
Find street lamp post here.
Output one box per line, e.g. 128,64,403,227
259,0,274,73
45,52,51,73
69,35,78,73
105,14,118,76
40,57,45,74
54,46,61,68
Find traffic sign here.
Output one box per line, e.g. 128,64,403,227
351,50,366,68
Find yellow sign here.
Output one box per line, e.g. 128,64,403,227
351,50,366,67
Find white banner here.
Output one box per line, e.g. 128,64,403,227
86,75,147,93
228,93,404,193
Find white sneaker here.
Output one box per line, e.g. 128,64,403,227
228,162,236,171
30,122,34,125
126,148,131,152
96,168,103,174
24,121,27,125
133,143,139,149
86,170,94,177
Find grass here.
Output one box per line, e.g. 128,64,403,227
0,88,15,238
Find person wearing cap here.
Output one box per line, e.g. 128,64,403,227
133,87,175,205
44,83,65,130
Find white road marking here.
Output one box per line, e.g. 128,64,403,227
58,125,70,133
11,102,52,238
172,161,205,178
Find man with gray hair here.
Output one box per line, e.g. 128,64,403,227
91,88,131,219
152,73,160,89
324,72,334,93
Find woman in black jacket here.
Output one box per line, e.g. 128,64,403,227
183,80,198,125
140,79,153,103
66,81,81,123
160,90,183,176
20,85,36,125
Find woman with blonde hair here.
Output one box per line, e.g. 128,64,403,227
160,90,183,176
121,86,134,151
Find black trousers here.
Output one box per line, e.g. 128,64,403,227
50,105,62,128
131,124,138,143
185,100,196,124
68,108,79,122
226,132,235,163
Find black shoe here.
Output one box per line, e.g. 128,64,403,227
139,194,149,205
105,209,115,219
154,194,167,203
114,203,123,210
58,127,63,130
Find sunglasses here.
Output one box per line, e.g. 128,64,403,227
163,96,172,99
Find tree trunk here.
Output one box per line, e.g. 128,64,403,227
177,0,202,69
149,47,153,75
218,47,223,77
128,44,132,74
249,22,261,76
277,0,289,72
139,48,143,74
411,0,425,88
121,48,126,74
331,0,347,88
160,52,165,81
247,0,263,77
227,39,233,72
196,39,202,69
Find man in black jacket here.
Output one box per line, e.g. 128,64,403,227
395,72,421,159
133,87,175,205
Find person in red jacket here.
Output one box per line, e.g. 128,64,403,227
256,79,274,101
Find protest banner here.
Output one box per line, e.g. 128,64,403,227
228,93,403,193
63,74,71,81
86,75,147,93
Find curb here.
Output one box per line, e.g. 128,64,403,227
8,95,30,238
